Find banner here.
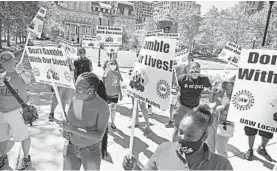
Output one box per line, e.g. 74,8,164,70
127,37,176,110
57,37,78,59
82,35,99,48
103,43,120,52
96,25,123,45
228,49,277,134
27,7,47,38
146,29,163,37
26,46,75,89
154,33,180,49
219,42,242,65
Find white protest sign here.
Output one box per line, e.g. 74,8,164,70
26,46,75,89
175,49,188,65
228,49,277,134
155,33,180,49
96,25,123,45
146,29,163,37
27,7,47,38
82,35,99,48
127,37,176,111
219,42,242,65
57,37,78,59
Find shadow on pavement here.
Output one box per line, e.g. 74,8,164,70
139,126,169,145
227,144,244,159
149,113,170,125
109,129,153,159
116,105,132,118
252,155,275,170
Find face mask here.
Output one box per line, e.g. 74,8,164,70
178,133,205,155
110,65,116,71
76,89,91,101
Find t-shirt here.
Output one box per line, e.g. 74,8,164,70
67,95,110,147
177,74,211,108
104,70,121,96
172,64,189,87
144,142,233,170
0,72,27,113
74,57,92,80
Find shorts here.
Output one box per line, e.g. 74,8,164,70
172,100,194,128
0,108,29,142
170,94,177,105
52,87,72,103
107,95,119,104
244,126,273,139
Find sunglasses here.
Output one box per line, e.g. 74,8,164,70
190,70,200,73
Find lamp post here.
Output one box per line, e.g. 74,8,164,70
262,1,275,47
98,12,103,67
77,23,80,44
252,36,257,49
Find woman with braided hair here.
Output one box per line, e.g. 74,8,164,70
57,72,110,170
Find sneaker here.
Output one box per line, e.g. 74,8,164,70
0,154,8,170
165,120,174,128
111,123,117,131
49,113,54,122
257,146,273,162
17,155,31,170
127,124,139,129
245,149,254,161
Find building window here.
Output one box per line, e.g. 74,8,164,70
95,7,98,11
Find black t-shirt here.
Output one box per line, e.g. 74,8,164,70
74,57,92,80
177,74,211,108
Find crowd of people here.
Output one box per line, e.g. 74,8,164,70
0,41,274,170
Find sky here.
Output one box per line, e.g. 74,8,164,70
196,1,238,16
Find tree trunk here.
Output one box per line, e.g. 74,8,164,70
19,31,22,43
7,28,10,47
15,31,18,44
0,17,2,49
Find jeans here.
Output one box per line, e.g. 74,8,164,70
63,141,102,170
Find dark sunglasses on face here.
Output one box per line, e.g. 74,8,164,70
190,70,200,73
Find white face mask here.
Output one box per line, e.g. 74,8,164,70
110,65,116,71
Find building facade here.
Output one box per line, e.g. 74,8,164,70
130,1,154,19
58,1,136,43
153,1,201,22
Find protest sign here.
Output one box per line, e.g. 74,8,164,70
146,29,163,37
127,37,176,111
219,42,242,65
82,35,99,48
57,37,78,59
26,46,75,89
175,48,188,65
154,33,180,49
96,25,123,45
103,43,120,52
228,49,277,134
27,7,47,38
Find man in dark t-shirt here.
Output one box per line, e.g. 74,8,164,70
73,48,92,81
172,62,211,141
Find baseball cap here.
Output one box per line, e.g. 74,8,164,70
0,51,15,63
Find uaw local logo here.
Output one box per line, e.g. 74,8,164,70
232,90,254,111
32,67,40,77
156,80,170,99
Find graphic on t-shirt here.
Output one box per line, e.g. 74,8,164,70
129,69,149,92
111,75,119,87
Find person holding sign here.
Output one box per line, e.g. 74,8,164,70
103,60,123,131
123,104,233,170
56,72,110,170
0,51,33,170
166,52,193,128
172,62,212,141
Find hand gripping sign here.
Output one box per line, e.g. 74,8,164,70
228,49,277,134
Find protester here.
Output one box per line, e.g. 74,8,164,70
73,48,92,81
56,72,110,170
163,25,170,33
103,51,123,82
207,75,235,158
0,51,32,170
165,52,193,128
172,62,212,141
123,104,233,170
103,60,123,131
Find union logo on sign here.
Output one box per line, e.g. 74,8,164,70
38,25,42,33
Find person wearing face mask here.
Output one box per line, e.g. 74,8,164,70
172,62,212,142
0,51,33,170
103,51,123,82
73,48,92,81
103,60,123,131
56,72,110,170
123,104,233,170
207,75,235,158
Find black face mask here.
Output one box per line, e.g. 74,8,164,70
178,133,205,155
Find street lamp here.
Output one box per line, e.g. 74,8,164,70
77,23,80,44
262,1,275,47
252,36,257,49
98,12,103,67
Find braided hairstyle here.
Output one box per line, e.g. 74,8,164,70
78,72,109,159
